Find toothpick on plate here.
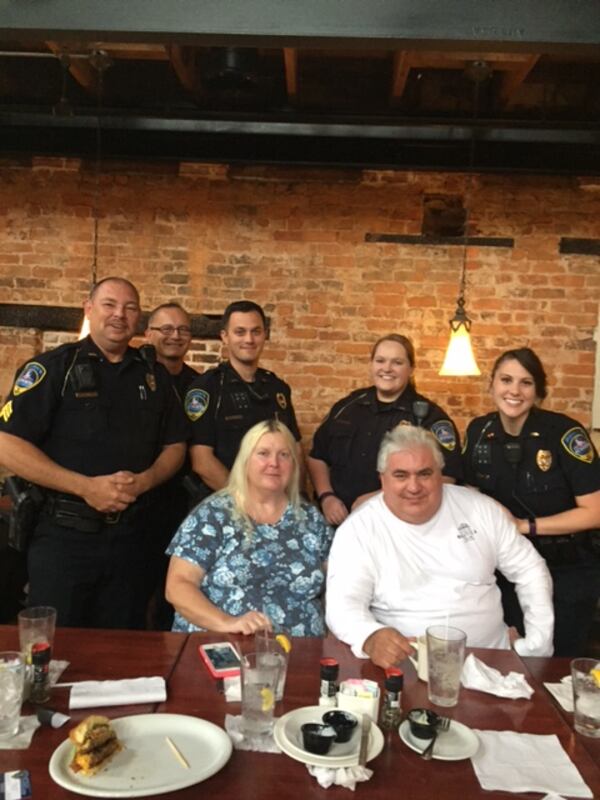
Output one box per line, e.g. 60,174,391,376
165,736,190,769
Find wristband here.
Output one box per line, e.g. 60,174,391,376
318,491,336,503
528,517,537,537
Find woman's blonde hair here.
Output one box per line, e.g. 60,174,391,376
223,419,301,534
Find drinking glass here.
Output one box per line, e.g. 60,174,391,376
571,658,600,738
18,606,57,663
240,652,280,737
0,652,25,739
255,629,289,701
426,625,466,707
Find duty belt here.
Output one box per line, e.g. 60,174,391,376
533,530,600,566
42,494,130,534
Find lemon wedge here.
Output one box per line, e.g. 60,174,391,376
260,687,275,712
590,668,600,688
275,634,292,654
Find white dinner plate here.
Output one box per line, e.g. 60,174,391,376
273,706,384,768
49,713,232,798
398,718,479,761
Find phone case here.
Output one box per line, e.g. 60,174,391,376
197,644,241,679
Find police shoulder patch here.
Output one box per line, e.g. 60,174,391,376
13,362,46,396
430,419,456,451
185,388,210,422
561,426,594,463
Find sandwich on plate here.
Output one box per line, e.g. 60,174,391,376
69,715,122,776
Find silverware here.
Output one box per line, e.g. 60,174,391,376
357,714,371,767
420,716,451,760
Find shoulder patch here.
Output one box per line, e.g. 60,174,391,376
185,388,210,422
430,419,456,452
13,362,46,396
561,426,594,464
0,399,13,422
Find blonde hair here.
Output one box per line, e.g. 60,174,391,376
222,419,301,536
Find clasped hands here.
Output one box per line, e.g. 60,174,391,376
82,471,150,513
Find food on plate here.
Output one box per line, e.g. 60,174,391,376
68,715,122,776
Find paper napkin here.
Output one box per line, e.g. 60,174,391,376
306,764,373,791
224,714,281,753
69,676,166,709
471,730,592,798
461,653,534,699
0,716,40,749
544,676,574,712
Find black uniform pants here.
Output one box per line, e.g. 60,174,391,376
27,514,148,629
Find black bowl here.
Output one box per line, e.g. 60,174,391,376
407,708,441,740
301,723,337,755
322,710,359,743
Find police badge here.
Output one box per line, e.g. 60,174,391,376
276,392,287,410
146,373,157,392
536,449,552,472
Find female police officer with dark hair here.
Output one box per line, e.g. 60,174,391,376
308,333,462,527
463,346,600,656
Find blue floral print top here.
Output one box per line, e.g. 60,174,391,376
167,493,334,636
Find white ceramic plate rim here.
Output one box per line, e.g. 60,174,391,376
398,718,479,761
48,713,232,798
273,706,384,768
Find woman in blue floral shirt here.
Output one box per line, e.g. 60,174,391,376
166,419,334,636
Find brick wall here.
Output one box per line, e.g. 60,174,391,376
1,156,599,449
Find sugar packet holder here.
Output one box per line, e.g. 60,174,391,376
336,679,380,722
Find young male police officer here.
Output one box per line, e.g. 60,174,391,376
0,278,188,629
185,300,302,500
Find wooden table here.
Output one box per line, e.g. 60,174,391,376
1,627,599,799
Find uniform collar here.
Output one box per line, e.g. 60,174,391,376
490,407,542,440
364,383,418,412
221,360,267,385
83,335,138,368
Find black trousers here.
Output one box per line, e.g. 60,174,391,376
27,514,149,629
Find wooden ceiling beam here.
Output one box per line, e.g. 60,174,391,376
45,41,98,92
499,54,540,105
168,45,198,93
283,47,298,101
391,50,411,103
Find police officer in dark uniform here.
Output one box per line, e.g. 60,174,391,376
0,277,188,629
144,301,197,629
463,347,600,656
308,334,462,526
185,300,302,500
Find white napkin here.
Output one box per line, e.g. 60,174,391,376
223,675,242,702
544,676,574,712
0,716,40,749
471,730,592,798
306,764,373,791
69,676,166,709
224,714,281,753
461,654,533,699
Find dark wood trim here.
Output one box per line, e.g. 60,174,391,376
365,233,514,247
0,304,222,338
559,238,600,256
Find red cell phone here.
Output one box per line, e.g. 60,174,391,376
198,642,241,679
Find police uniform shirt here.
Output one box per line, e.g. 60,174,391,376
170,362,198,403
0,336,189,477
463,407,600,520
310,384,463,510
185,361,301,470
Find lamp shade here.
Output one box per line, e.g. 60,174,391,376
439,324,480,376
78,316,90,340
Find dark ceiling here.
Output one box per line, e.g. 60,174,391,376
1,0,599,173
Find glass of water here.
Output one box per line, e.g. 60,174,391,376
571,658,600,738
255,630,289,701
0,652,25,739
426,625,467,708
240,652,280,737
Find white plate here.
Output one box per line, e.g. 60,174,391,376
49,713,232,798
273,706,384,768
399,718,479,761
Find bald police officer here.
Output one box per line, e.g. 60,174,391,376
0,278,188,629
185,300,302,500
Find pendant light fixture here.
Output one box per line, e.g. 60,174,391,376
439,61,490,377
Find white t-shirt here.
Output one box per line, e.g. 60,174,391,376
325,485,554,657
